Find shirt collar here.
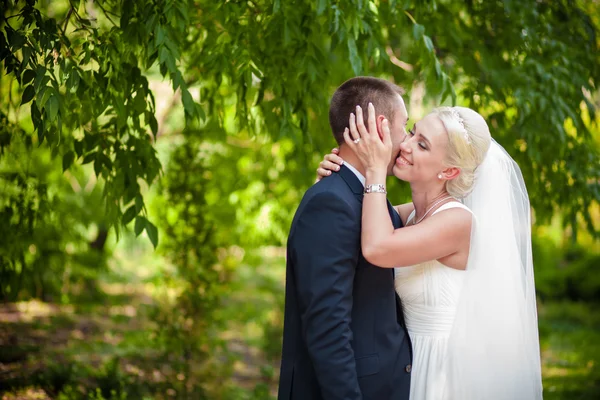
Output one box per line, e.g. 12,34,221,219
343,161,365,187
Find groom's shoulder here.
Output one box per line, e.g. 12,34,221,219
295,174,355,217
304,174,352,202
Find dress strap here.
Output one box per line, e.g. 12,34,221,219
406,201,469,224
431,201,472,216
406,209,416,224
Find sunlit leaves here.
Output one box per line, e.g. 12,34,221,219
1,0,191,247
2,0,599,261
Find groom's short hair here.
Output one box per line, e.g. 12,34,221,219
329,76,405,145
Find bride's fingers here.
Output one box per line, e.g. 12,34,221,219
348,113,361,142
324,153,344,165
316,167,333,179
343,127,357,149
355,105,369,139
367,103,378,138
319,159,341,172
332,147,340,154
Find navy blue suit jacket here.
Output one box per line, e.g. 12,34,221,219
278,165,412,400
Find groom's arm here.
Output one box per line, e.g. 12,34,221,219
292,192,362,400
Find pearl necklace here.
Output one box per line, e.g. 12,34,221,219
412,196,456,225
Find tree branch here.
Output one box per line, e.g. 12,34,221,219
92,0,118,27
61,7,74,34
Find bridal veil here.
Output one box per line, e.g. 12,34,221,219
444,141,544,399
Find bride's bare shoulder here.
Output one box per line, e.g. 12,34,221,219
394,203,415,225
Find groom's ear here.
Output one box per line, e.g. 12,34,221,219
375,115,386,140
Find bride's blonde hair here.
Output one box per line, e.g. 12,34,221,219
433,106,491,198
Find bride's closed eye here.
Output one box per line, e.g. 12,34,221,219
408,127,428,150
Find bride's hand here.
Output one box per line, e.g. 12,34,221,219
315,148,344,182
343,103,392,173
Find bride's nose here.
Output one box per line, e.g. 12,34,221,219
399,139,411,153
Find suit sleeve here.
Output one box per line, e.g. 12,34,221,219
291,192,362,400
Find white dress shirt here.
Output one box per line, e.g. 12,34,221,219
343,161,365,187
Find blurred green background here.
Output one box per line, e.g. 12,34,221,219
1,0,599,399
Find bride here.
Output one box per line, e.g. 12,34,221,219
317,104,543,399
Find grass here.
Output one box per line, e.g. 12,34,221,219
0,245,598,399
539,301,600,399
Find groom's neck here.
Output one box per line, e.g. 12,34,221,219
338,146,366,176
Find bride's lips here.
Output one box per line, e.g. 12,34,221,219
396,154,412,166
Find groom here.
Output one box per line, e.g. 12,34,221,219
278,77,412,400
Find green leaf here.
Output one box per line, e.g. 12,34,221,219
84,133,100,151
145,219,158,248
100,153,112,170
121,0,133,29
134,216,145,236
196,103,206,121
22,46,33,67
159,47,170,67
135,194,144,212
134,92,146,112
94,156,102,177
9,30,26,51
423,36,434,53
62,150,75,171
46,94,59,121
347,38,362,75
37,86,51,110
149,114,158,136
155,25,166,46
413,24,425,41
67,70,80,93
22,69,35,85
82,152,96,164
34,66,47,93
37,121,45,144
21,85,35,104
74,140,84,157
122,205,137,224
434,60,442,77
316,0,328,15
181,89,196,119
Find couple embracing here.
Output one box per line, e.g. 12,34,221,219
278,77,543,400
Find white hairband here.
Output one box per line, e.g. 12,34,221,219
451,109,470,144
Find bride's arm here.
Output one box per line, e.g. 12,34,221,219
362,190,471,268
346,104,470,268
314,151,415,225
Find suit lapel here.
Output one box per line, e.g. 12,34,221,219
387,200,404,229
387,201,399,229
338,164,364,203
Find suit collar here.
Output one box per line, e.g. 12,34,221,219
339,164,364,197
343,161,366,187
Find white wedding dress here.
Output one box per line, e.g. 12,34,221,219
393,141,543,400
394,202,469,400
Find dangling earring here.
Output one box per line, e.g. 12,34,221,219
438,173,443,179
